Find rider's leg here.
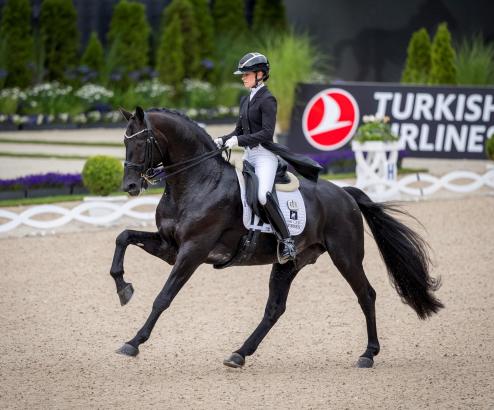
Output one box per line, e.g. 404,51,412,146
247,146,296,264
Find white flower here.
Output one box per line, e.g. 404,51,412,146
59,113,69,123
36,114,43,125
368,115,375,122
75,84,113,102
363,115,370,123
0,114,7,123
87,111,101,122
73,114,87,124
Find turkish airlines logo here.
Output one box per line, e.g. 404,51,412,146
302,88,360,151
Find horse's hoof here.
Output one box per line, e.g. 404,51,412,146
118,283,134,306
116,343,139,357
223,352,245,368
356,356,374,368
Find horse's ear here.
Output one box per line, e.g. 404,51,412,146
119,107,133,122
135,106,145,123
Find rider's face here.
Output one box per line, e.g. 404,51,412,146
241,71,262,89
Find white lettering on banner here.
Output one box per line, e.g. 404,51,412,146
444,125,468,152
435,124,445,150
399,123,418,150
392,93,414,120
371,90,493,155
413,93,434,120
483,94,494,122
455,94,466,121
394,123,493,153
374,92,393,118
465,94,482,122
468,125,485,152
434,93,455,121
418,124,434,151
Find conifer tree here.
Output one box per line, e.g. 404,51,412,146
0,0,34,88
81,32,104,82
40,0,79,81
252,0,288,33
156,15,185,98
213,0,248,39
162,0,201,79
107,0,150,85
429,22,457,85
401,28,431,84
189,0,214,78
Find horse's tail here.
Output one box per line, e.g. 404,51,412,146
343,186,444,319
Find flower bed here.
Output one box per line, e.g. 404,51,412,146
0,172,87,199
0,81,242,130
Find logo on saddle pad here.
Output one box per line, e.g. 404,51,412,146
302,88,359,151
287,200,298,210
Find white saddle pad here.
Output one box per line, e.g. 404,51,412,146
235,169,307,236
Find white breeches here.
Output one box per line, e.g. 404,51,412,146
243,145,278,205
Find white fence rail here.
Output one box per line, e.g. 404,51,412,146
0,197,159,233
1,169,493,233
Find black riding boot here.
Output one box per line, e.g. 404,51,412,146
263,192,296,264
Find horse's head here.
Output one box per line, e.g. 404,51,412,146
120,106,160,196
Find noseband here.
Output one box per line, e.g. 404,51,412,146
124,112,228,185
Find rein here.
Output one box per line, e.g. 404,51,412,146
124,112,230,185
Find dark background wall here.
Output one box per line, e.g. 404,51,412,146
1,0,493,82
284,0,494,82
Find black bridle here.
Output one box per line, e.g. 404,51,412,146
124,112,229,185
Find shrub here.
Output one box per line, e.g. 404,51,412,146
354,115,399,143
213,0,248,39
401,28,431,84
40,0,79,82
107,0,150,88
260,31,324,132
0,0,34,88
252,0,288,34
485,135,494,160
82,156,123,196
455,35,494,85
81,32,105,83
156,14,185,99
429,22,457,85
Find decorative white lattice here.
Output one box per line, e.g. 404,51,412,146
356,169,494,201
0,197,159,233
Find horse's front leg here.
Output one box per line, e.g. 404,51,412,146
110,230,176,306
224,261,300,368
116,241,210,357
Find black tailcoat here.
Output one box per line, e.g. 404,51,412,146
222,86,322,182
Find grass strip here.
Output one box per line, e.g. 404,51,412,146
0,138,122,147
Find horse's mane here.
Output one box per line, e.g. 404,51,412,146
147,107,215,147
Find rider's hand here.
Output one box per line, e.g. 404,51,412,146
225,136,238,149
213,138,224,149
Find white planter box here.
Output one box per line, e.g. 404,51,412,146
351,140,403,195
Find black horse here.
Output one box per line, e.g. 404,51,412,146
110,106,443,368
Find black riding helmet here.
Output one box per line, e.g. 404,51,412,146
233,52,270,82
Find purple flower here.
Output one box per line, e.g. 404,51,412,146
0,69,8,79
0,172,83,191
201,59,214,70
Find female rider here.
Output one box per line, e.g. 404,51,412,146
214,52,322,264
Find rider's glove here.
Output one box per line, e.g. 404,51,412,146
213,138,224,149
225,136,238,149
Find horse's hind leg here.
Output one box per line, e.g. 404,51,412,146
326,236,380,368
110,230,175,306
224,261,300,368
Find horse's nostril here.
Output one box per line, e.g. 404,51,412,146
125,183,137,192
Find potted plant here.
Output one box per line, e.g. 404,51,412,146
351,115,403,193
